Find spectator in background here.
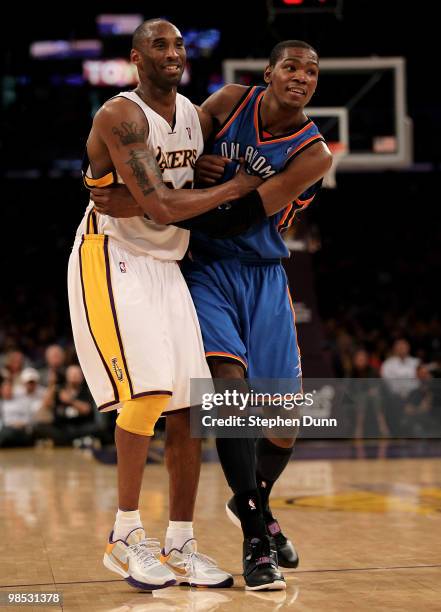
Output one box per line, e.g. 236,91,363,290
21,367,48,423
35,364,96,446
0,379,34,447
381,338,420,398
39,344,66,387
380,338,420,435
334,329,355,377
351,348,378,379
401,364,435,436
348,349,389,456
0,350,26,392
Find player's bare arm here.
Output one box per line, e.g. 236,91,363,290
257,141,332,216
91,104,216,219
91,97,260,225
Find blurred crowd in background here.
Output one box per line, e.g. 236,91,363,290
2,336,440,449
1,175,440,449
1,3,440,450
0,343,115,448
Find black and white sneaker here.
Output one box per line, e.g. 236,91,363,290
226,497,299,569
243,535,286,591
266,518,299,568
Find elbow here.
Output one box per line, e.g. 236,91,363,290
324,151,334,174
141,194,174,225
151,205,174,225
148,210,167,225
148,188,175,225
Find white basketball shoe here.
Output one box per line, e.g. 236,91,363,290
160,538,233,588
103,527,176,590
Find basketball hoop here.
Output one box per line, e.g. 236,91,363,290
323,141,347,189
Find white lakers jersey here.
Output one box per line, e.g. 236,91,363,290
76,90,204,260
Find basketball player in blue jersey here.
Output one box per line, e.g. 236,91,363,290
183,40,331,591
92,39,332,590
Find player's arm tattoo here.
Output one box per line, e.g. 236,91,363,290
126,149,165,197
112,121,146,145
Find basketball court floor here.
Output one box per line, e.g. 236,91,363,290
1,445,441,611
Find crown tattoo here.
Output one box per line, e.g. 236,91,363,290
113,121,146,145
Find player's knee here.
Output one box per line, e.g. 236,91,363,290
266,436,296,449
116,395,170,437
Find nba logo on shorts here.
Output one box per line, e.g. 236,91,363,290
119,261,127,273
186,127,192,140
248,498,256,511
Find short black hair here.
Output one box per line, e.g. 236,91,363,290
269,40,318,66
132,18,173,49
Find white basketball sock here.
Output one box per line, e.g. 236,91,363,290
164,521,194,554
113,509,143,541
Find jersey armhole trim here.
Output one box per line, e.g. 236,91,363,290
283,136,325,166
215,86,256,141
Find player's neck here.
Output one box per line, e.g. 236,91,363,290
260,93,307,136
135,84,177,127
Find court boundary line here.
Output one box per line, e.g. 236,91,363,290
2,563,441,589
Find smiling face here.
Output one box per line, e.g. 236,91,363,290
131,20,186,90
265,46,319,109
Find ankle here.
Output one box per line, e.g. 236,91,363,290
113,508,143,541
234,490,267,539
164,521,194,554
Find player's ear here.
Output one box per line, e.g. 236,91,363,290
264,65,272,84
131,48,140,67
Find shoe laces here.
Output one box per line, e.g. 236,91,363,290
128,538,161,568
184,550,217,573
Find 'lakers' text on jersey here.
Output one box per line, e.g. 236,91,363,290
78,90,204,260
156,146,198,172
190,86,325,261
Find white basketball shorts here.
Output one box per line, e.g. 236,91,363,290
67,234,211,413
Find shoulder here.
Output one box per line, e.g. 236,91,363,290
286,140,333,174
215,84,250,105
177,92,196,111
92,95,150,140
201,84,250,119
93,95,148,126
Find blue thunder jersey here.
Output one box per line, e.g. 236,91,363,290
190,86,325,261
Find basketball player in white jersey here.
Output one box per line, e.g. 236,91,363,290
68,18,259,591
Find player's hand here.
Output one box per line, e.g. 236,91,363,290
232,160,263,197
195,154,230,185
90,185,144,218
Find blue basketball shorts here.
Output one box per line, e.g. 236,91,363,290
182,256,301,380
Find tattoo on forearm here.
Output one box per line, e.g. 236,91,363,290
126,149,164,196
112,122,146,145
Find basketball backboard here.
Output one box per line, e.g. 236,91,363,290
223,57,413,171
